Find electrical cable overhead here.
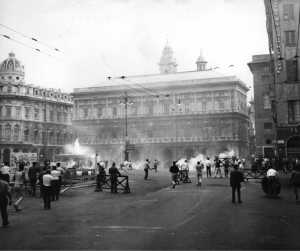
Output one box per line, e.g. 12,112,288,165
295,5,300,59
0,34,61,60
0,23,61,52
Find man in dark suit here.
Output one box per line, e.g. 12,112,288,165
230,164,244,203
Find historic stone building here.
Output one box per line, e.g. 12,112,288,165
72,45,249,166
0,52,73,164
263,0,300,158
248,54,276,158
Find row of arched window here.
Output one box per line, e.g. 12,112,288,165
0,124,72,145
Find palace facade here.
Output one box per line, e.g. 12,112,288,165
0,52,73,164
72,46,249,165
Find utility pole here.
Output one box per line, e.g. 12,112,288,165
124,91,129,162
43,94,48,163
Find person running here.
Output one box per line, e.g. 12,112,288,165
0,174,12,227
230,164,244,203
109,162,121,193
169,161,179,189
195,161,204,186
42,170,53,210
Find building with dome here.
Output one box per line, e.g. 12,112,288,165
72,45,250,165
0,52,73,165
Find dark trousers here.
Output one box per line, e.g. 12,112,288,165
144,170,149,180
42,186,52,209
2,174,10,183
95,175,105,191
51,180,60,201
30,179,37,196
110,178,118,193
232,185,241,203
225,168,229,178
0,197,9,226
207,167,211,177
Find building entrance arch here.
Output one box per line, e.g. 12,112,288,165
287,136,300,158
3,148,11,165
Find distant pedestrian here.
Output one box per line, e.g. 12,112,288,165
144,159,150,180
290,162,300,202
28,162,38,197
95,163,106,192
169,161,179,189
13,162,25,212
204,157,211,178
0,174,12,227
214,157,222,178
230,165,244,203
224,158,230,178
153,159,159,173
195,161,203,186
0,162,10,183
42,170,53,209
51,166,61,201
109,162,121,193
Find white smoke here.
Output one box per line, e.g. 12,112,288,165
219,150,235,159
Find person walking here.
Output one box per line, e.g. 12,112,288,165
195,161,204,186
109,162,121,193
0,174,12,227
290,161,300,202
28,162,38,197
169,161,179,189
144,159,150,180
214,157,222,178
230,164,244,203
13,162,25,212
42,170,53,209
224,158,230,178
0,162,10,183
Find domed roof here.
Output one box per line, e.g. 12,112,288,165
0,52,25,82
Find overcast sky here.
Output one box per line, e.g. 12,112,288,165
0,0,268,96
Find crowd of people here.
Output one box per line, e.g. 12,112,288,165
0,161,65,227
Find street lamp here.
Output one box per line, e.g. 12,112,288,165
171,97,182,160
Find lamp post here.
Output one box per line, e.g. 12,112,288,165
172,97,182,160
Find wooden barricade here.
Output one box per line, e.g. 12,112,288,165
243,168,266,181
102,175,131,193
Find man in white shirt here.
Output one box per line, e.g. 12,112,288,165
0,162,10,183
50,166,61,201
42,170,53,210
204,157,212,178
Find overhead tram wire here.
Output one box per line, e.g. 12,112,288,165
0,34,61,60
0,23,61,52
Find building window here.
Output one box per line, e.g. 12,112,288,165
4,124,11,141
112,107,117,117
288,100,300,123
97,107,103,118
34,108,39,120
263,94,271,110
0,106,2,117
23,128,29,142
13,125,20,141
163,103,169,114
286,60,298,82
15,107,21,119
148,104,153,115
25,107,31,119
264,122,273,130
285,30,296,47
57,112,61,122
83,108,88,118
5,106,11,118
50,111,54,121
283,4,294,20
265,139,272,145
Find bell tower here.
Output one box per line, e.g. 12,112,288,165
158,42,177,74
196,50,207,71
